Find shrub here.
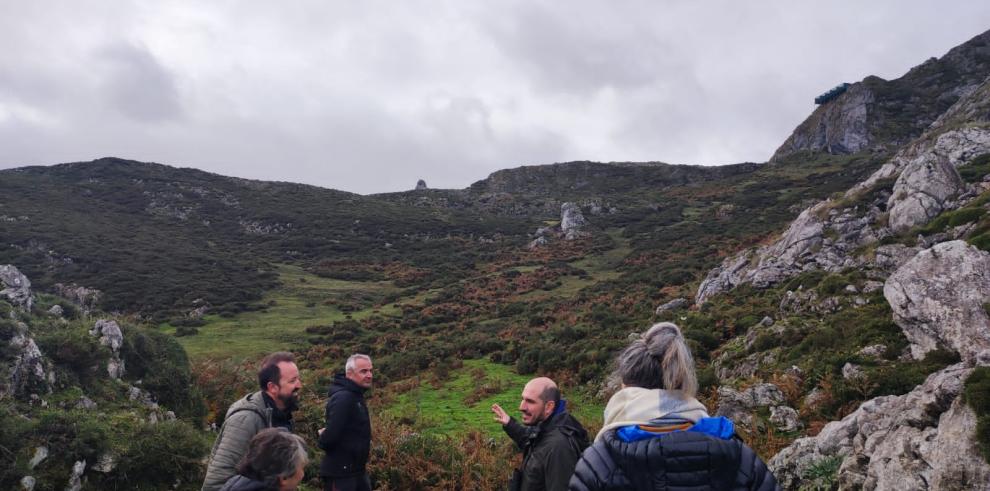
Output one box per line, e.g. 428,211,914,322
122,326,205,421
964,366,990,463
110,420,210,490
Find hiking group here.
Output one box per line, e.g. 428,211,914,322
201,322,780,491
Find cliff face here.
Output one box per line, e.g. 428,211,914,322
771,29,990,162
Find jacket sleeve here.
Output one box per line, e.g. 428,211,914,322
318,391,353,451
568,443,610,491
202,410,264,491
502,417,534,451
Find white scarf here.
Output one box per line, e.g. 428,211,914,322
596,387,709,442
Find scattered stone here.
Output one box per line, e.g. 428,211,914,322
842,363,864,380
66,460,86,491
20,476,35,491
53,283,101,311
844,284,859,294
655,298,689,314
526,236,548,249
770,405,802,432
76,397,97,410
47,305,63,317
28,446,48,469
758,316,774,327
862,280,884,293
859,344,887,358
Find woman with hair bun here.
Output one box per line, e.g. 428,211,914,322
569,322,779,491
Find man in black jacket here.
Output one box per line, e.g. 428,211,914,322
318,354,373,491
492,377,589,491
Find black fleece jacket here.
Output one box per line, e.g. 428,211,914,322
318,374,371,478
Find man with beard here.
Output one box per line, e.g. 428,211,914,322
202,352,303,491
491,377,589,491
318,354,373,491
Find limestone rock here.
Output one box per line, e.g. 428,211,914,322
0,264,33,310
769,364,990,490
887,154,967,233
66,460,86,491
53,283,101,311
76,396,97,410
771,81,874,160
415,179,428,190
884,240,990,361
20,476,35,491
770,405,802,432
842,363,865,380
715,383,785,428
655,298,689,314
560,202,590,240
859,344,887,358
5,330,50,398
46,305,63,317
90,319,126,379
28,446,47,469
89,320,123,352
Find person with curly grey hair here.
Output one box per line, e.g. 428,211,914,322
220,428,309,491
569,322,780,490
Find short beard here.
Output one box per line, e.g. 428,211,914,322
279,391,300,412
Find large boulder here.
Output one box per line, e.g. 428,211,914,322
884,240,990,361
887,154,967,233
0,265,33,311
769,363,990,490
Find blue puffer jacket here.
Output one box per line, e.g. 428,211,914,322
568,417,780,491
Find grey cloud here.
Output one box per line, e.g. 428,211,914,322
96,43,183,123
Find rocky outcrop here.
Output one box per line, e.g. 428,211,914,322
89,320,125,379
1,265,33,311
769,363,990,490
772,82,874,161
54,283,101,312
4,328,51,399
884,240,990,361
415,179,428,190
715,383,788,429
560,202,590,240
654,298,689,314
887,152,968,233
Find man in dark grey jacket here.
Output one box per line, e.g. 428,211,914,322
202,352,303,491
492,377,589,491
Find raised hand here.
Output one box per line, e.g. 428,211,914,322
491,403,510,425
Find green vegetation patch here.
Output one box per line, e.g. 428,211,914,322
383,359,603,438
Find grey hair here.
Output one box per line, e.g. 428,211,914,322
345,353,371,373
615,322,698,397
237,428,308,487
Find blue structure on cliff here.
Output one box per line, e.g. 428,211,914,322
815,83,851,105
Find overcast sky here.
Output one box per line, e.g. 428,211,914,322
1,1,989,194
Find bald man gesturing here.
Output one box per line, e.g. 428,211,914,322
492,377,589,491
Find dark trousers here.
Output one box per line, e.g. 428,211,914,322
323,473,371,491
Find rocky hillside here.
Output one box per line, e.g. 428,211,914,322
772,29,990,161
695,47,990,489
1,264,208,490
